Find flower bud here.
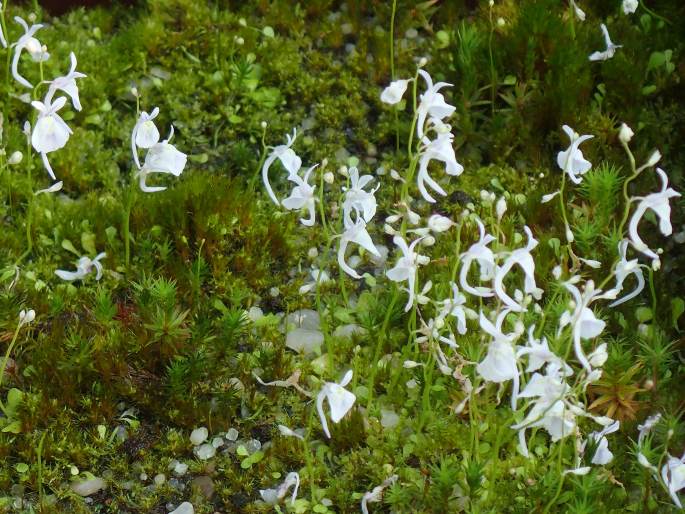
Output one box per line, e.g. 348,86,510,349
383,224,397,235
427,214,453,233
307,247,318,259
235,36,245,45
618,123,634,144
323,171,334,184
421,235,436,247
645,150,661,168
565,227,574,242
496,17,506,27
260,121,267,129
496,196,507,221
130,87,139,97
385,214,401,224
238,17,247,26
8,151,23,165
19,309,35,325
418,57,428,67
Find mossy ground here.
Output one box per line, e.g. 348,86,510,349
0,0,684,512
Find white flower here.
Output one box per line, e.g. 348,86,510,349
361,475,398,514
587,343,608,368
316,370,356,438
662,453,685,508
35,181,63,195
493,226,541,312
342,166,378,225
386,235,430,312
564,467,591,476
638,413,662,446
516,326,567,373
582,420,619,466
131,107,161,169
138,126,187,193
628,168,680,263
31,96,72,180
622,0,638,14
416,124,463,203
299,268,332,295
11,16,49,89
19,309,36,326
338,217,380,279
556,125,593,184
512,364,575,457
540,191,561,203
262,129,302,205
427,214,454,233
416,70,456,140
277,424,305,441
475,310,520,409
437,282,469,335
589,23,621,62
282,164,317,226
559,279,611,372
578,257,602,269
459,219,497,298
607,240,645,307
260,472,300,506
380,79,409,104
44,52,86,111
569,0,586,21
55,252,106,282
638,452,657,472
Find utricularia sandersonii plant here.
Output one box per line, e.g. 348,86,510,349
260,52,682,506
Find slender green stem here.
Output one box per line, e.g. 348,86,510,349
488,3,496,116
37,431,47,505
250,123,268,190
418,353,435,430
406,67,421,158
647,267,657,317
389,0,400,152
449,219,464,284
616,140,639,237
638,0,672,25
366,287,399,409
543,435,567,513
558,168,572,244
123,183,135,269
0,321,23,416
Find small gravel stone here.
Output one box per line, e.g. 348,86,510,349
71,477,106,496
